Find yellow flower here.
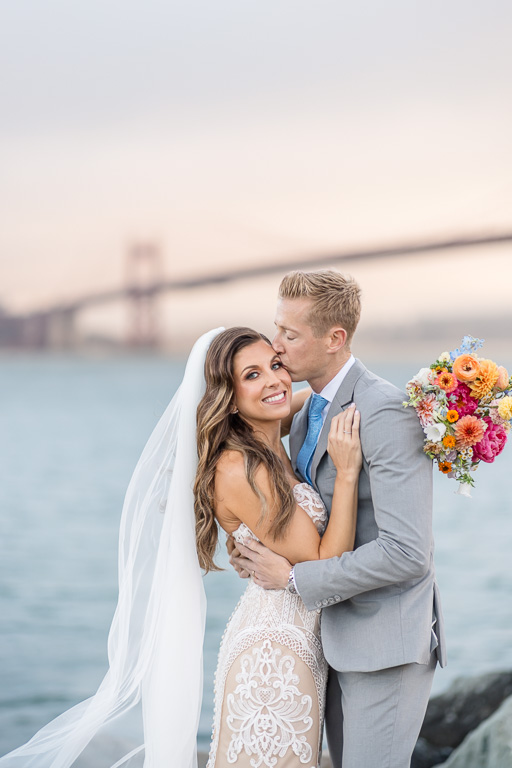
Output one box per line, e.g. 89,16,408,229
442,435,456,449
468,359,500,399
446,410,459,423
497,396,512,421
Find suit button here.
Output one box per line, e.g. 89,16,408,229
334,595,341,601
322,599,329,606
315,601,322,608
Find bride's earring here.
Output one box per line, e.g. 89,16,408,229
232,406,238,414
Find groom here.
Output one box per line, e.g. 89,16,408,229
232,269,446,768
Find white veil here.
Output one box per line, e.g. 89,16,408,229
0,327,225,768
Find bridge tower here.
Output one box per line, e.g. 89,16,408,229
126,243,162,349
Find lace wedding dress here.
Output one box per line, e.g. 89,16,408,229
207,483,329,768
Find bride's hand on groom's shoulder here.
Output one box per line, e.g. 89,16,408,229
226,534,250,579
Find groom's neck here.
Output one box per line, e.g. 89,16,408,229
308,350,353,393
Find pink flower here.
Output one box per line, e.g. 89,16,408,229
448,382,478,416
415,393,437,427
472,418,507,463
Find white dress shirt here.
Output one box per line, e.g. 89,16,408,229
317,354,355,425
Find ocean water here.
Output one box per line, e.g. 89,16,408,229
1,354,512,756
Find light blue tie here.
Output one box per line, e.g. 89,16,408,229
296,394,329,485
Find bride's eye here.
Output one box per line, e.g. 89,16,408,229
245,371,258,379
271,361,282,370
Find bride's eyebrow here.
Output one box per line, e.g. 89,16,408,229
241,363,260,374
240,354,280,374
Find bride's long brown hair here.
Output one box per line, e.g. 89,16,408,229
194,327,296,573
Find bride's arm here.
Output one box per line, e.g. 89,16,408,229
280,387,312,437
216,407,361,564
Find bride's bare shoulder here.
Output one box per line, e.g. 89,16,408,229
214,450,250,500
215,449,247,484
216,450,271,492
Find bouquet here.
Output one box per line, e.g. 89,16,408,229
404,336,512,496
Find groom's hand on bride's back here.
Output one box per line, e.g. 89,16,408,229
226,535,250,579
235,539,291,590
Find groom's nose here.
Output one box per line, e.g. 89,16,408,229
272,332,285,354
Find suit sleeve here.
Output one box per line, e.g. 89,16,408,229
293,389,433,610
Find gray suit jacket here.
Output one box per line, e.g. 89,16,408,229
291,359,446,673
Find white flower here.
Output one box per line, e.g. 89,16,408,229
438,351,451,363
424,422,446,442
412,367,433,388
456,482,472,498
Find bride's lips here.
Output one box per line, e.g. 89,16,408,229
262,390,288,404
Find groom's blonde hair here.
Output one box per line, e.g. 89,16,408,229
278,269,362,345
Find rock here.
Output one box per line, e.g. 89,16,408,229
431,694,512,768
411,737,453,768
420,670,512,749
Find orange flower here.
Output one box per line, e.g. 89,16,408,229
496,366,509,391
438,461,452,474
435,370,457,393
454,415,487,447
442,435,456,449
453,354,480,382
467,359,500,399
446,410,459,423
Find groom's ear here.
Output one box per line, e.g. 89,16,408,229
326,327,348,354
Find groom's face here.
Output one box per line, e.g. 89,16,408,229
273,297,330,383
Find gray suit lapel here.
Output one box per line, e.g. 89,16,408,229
310,359,367,484
289,394,311,472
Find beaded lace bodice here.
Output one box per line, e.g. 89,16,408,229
207,482,329,768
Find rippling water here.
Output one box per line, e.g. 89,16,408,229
1,354,511,756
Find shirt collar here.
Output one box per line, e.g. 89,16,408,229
318,354,356,405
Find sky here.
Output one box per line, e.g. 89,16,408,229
1,0,511,345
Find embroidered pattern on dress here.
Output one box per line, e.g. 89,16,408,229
226,638,313,767
207,483,328,767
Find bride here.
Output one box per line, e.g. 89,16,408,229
0,326,361,768
196,327,361,767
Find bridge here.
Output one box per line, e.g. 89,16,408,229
2,232,511,350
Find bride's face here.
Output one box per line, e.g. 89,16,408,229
232,340,292,425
